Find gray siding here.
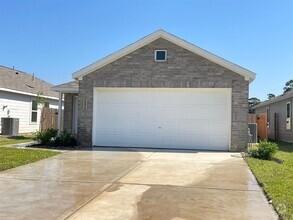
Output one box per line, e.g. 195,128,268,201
255,97,293,142
0,90,58,133
77,38,249,151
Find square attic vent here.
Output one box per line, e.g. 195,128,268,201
155,50,167,62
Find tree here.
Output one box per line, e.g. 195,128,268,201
249,97,261,108
267,93,275,100
248,97,261,113
35,91,46,109
283,80,293,93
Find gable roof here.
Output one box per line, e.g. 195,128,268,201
253,90,293,109
51,80,79,93
0,65,58,99
72,29,256,82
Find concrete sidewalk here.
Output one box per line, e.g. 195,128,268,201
0,148,278,220
0,141,37,148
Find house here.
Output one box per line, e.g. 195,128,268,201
253,90,293,142
0,65,59,134
52,30,256,151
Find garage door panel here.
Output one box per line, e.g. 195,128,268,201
189,135,210,148
95,133,113,146
188,93,225,105
128,104,141,116
111,119,127,132
161,120,179,132
178,121,194,133
95,118,113,130
98,104,124,117
113,134,130,146
126,119,141,131
141,135,159,146
143,105,162,119
93,88,231,150
160,135,174,147
210,121,230,134
209,135,229,149
179,120,209,134
191,122,210,134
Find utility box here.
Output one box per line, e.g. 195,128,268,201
1,118,19,135
248,123,258,143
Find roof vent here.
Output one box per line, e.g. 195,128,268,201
26,84,34,89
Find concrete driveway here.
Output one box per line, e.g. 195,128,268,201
0,148,277,220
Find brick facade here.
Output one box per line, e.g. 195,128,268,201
76,38,249,151
63,93,77,133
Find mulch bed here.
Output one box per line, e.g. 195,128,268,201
27,143,83,150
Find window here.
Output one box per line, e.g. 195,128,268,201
44,102,49,108
266,107,270,127
286,102,291,118
286,102,291,130
155,50,167,62
31,100,38,123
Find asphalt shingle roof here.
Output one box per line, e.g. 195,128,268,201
253,90,293,109
0,65,58,98
52,81,79,89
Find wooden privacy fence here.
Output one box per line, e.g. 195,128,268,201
248,114,257,123
40,107,59,131
248,113,268,141
256,113,268,141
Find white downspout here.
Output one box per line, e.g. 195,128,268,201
58,92,63,135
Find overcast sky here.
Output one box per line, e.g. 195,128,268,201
1,0,292,100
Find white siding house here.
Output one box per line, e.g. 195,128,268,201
0,65,59,134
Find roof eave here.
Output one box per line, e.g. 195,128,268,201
51,87,79,93
253,92,293,109
0,87,59,100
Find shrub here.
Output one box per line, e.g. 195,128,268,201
248,140,279,160
33,129,76,147
33,128,58,146
54,131,77,147
248,146,260,158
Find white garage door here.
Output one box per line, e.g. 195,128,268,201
93,88,231,150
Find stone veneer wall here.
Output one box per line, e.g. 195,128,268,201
63,93,77,134
77,38,249,151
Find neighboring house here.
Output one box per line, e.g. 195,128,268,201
52,30,256,151
253,90,293,142
0,65,59,134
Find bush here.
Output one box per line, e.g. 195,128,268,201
248,146,260,158
248,140,279,160
54,131,77,147
33,128,58,146
33,129,76,147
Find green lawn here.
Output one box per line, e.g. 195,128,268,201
0,135,34,146
0,147,60,172
245,141,293,220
